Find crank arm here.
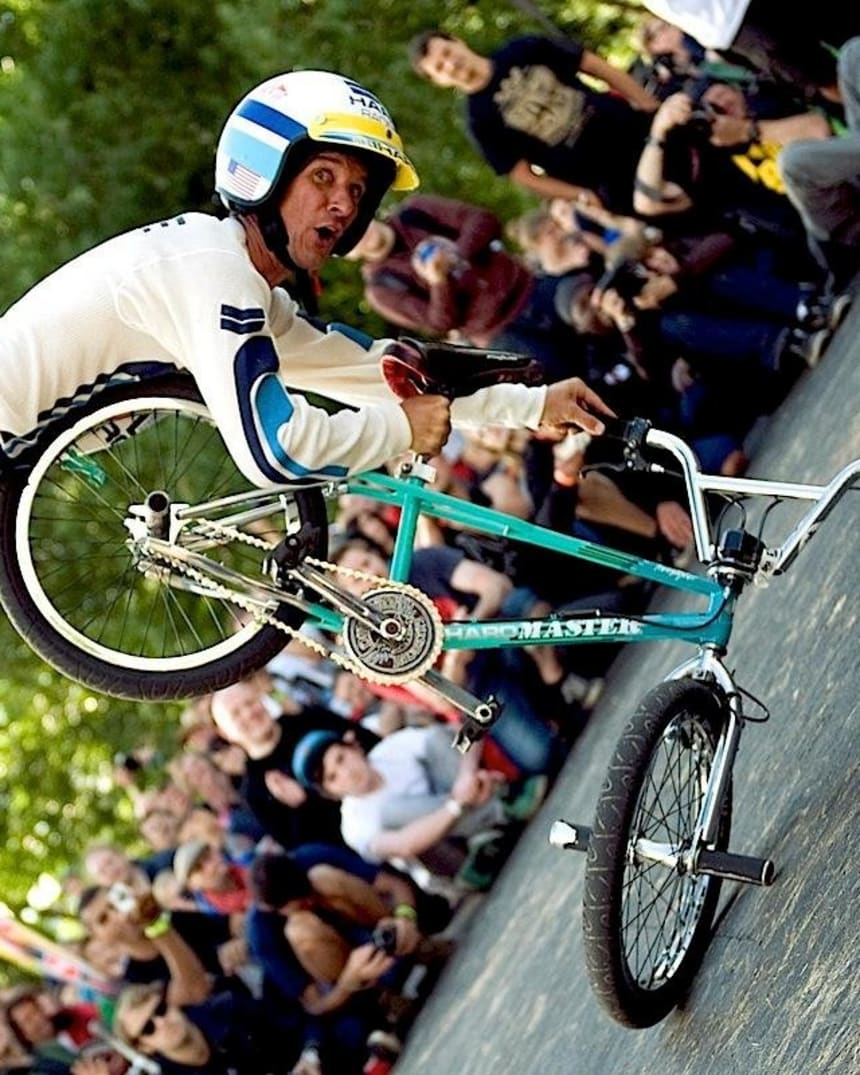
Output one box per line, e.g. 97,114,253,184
287,563,390,635
419,667,501,754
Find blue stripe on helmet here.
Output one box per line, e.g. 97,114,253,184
237,99,307,144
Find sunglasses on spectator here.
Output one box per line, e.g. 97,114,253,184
131,988,169,1046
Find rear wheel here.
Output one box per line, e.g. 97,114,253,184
0,376,327,700
582,678,731,1028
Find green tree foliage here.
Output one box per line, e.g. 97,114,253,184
0,0,642,965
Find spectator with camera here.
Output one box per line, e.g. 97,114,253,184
345,194,578,384
631,76,836,269
631,14,756,102
639,1,859,106
110,890,312,1075
77,882,234,991
247,850,444,1075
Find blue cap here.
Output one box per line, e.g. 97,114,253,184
292,730,341,790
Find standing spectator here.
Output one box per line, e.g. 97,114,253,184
346,195,578,382
409,30,658,212
779,37,860,293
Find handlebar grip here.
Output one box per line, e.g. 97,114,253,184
597,416,652,443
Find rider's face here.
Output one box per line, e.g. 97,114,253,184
278,151,369,271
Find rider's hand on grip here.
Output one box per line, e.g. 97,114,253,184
401,394,452,457
538,377,616,437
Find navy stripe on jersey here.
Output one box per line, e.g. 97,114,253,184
221,304,266,335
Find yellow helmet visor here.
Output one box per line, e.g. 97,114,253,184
308,112,419,191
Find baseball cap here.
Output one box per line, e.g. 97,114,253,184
173,840,210,889
291,730,342,790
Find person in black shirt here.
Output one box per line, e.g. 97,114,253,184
209,678,379,851
409,30,658,213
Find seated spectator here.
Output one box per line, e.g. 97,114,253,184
209,678,379,852
138,809,182,859
173,840,252,917
82,845,151,892
3,984,99,1062
345,195,578,383
247,850,448,1074
409,30,658,213
291,724,544,890
170,751,264,844
2,988,102,1074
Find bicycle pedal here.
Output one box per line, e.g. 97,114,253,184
452,718,488,754
548,819,592,853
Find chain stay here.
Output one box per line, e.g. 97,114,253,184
147,518,443,685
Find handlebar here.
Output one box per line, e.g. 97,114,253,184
597,417,860,575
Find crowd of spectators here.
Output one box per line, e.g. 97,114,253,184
3,14,859,1075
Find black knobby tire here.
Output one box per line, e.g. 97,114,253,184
582,678,731,1028
0,375,328,700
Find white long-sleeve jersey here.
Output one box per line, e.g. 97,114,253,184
0,213,546,486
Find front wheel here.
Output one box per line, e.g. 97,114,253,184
582,678,731,1028
0,376,328,700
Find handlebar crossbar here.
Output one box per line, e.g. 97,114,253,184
632,423,860,573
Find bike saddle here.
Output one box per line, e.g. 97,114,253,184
381,338,545,401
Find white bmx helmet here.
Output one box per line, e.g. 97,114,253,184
214,69,419,257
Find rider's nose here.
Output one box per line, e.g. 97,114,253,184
328,186,354,216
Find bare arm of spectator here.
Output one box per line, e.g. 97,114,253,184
709,110,831,149
508,160,604,209
447,557,513,622
369,766,503,861
298,940,394,1016
633,93,695,217
307,865,389,927
134,894,212,1007
580,49,659,112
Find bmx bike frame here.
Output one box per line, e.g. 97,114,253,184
286,426,858,868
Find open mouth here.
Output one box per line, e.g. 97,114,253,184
316,224,340,245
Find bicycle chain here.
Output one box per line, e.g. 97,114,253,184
148,518,444,685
